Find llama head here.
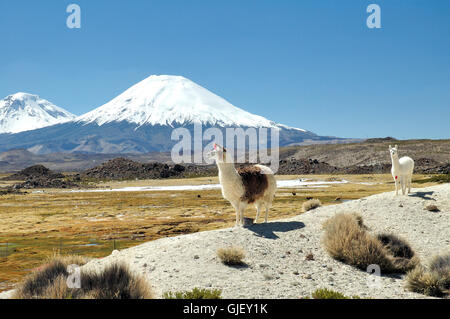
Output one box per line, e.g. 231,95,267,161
389,145,398,157
208,143,229,163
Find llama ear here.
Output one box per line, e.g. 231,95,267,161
389,145,392,149
213,143,217,150
223,147,227,153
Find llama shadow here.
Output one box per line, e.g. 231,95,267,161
409,191,435,200
246,221,305,239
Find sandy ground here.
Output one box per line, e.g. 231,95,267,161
1,184,449,299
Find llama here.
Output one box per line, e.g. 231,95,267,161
389,145,414,196
209,143,277,226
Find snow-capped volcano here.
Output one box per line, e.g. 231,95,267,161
0,76,347,154
0,93,75,134
77,75,305,131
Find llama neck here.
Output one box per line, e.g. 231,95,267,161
217,162,240,181
391,155,400,170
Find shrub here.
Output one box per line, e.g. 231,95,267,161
376,233,415,259
14,258,71,298
79,263,153,299
322,213,419,273
217,246,245,266
302,199,321,212
13,256,153,299
311,288,349,299
429,253,450,276
425,204,440,212
305,288,363,299
406,252,450,298
163,288,222,299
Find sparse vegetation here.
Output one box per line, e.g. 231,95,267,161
425,204,440,212
13,256,153,299
302,199,321,212
217,246,246,266
322,213,419,273
376,233,416,260
163,287,222,299
415,174,450,184
406,253,450,298
0,173,441,290
306,288,362,299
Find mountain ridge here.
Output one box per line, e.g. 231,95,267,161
0,75,350,154
0,92,75,134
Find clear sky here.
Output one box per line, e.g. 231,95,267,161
1,0,449,139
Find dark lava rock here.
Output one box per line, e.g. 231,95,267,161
277,158,340,175
2,164,64,181
80,158,215,181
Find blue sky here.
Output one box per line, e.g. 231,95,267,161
0,0,449,139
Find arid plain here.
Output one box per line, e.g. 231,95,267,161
0,173,440,292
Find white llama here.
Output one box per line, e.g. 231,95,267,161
209,143,277,226
389,145,414,196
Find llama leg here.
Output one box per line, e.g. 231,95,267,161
237,207,244,226
255,204,261,223
232,203,239,227
401,177,406,195
264,206,269,223
241,204,246,226
408,175,412,194
394,179,398,196
238,202,246,226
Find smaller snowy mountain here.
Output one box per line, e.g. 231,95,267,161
0,93,76,134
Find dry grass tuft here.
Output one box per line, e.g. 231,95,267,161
406,252,450,298
163,287,222,299
14,258,71,299
425,204,440,212
302,199,321,212
376,233,415,259
217,246,246,266
13,256,153,299
79,263,153,299
322,213,419,273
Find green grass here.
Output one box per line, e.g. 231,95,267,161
415,174,450,184
163,288,222,299
307,288,362,299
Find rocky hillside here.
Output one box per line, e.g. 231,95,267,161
79,158,215,181
0,139,448,179
75,184,449,299
280,139,450,167
1,165,77,189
